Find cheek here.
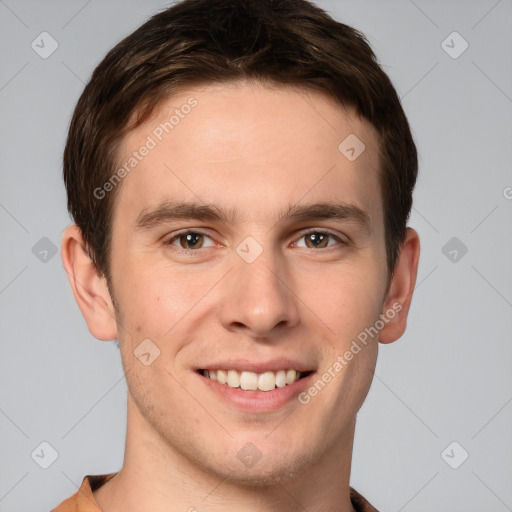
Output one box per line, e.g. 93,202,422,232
300,260,386,346
113,259,196,337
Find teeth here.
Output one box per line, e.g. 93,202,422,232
217,369,227,384
286,369,297,385
275,369,286,388
202,369,303,391
227,370,240,388
240,371,258,390
258,371,276,391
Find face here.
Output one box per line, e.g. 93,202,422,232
106,81,392,483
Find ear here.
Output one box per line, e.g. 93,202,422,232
379,227,420,344
61,224,118,341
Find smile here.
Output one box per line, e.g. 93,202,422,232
200,369,308,391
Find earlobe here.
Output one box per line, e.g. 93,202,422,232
61,224,118,341
379,227,420,344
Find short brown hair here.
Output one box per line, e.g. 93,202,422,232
63,0,417,280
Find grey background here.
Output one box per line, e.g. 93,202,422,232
0,0,511,510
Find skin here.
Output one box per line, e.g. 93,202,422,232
62,80,420,512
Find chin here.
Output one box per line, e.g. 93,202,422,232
200,447,315,487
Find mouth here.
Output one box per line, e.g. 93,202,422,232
198,368,313,392
194,358,316,412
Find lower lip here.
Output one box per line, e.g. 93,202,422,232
197,371,314,413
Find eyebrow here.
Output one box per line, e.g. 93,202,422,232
135,200,372,234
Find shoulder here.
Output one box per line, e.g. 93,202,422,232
51,473,117,512
350,486,380,512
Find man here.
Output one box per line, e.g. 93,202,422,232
54,0,420,510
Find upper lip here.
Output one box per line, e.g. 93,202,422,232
196,358,316,374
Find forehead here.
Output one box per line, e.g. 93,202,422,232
113,81,382,229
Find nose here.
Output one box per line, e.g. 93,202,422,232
219,248,300,338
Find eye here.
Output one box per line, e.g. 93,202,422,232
294,230,345,249
166,230,215,250
164,229,345,252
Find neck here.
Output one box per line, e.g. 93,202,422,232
93,394,357,512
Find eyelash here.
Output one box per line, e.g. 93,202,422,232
164,229,347,253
